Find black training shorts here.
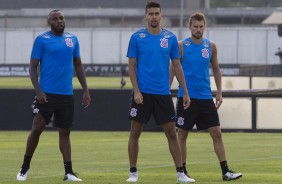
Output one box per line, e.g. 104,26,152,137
129,92,176,125
175,98,220,131
32,93,74,128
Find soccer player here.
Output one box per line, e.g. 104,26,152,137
126,1,195,183
16,10,91,181
170,12,243,181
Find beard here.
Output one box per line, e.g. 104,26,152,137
192,32,203,39
150,21,159,28
51,24,65,35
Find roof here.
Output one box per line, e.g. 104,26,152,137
262,11,282,25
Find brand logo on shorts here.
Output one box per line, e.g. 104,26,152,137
177,117,184,126
130,108,138,117
33,108,39,114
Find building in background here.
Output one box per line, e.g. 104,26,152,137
1,0,282,76
0,0,281,28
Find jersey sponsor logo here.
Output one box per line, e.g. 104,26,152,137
203,41,209,47
43,34,50,38
163,31,170,38
160,38,168,48
65,33,72,37
201,48,209,58
65,38,73,47
139,33,146,38
184,40,191,46
130,108,138,117
177,117,184,126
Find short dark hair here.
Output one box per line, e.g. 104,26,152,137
188,12,206,26
145,1,161,13
47,9,62,20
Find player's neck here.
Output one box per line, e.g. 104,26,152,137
147,26,162,35
50,30,63,36
190,37,202,44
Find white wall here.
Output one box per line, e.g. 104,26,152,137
0,31,4,63
218,98,252,129
257,98,282,129
0,26,281,64
5,30,34,64
252,77,282,89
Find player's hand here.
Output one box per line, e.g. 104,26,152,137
134,92,143,105
215,94,223,110
183,94,191,110
36,91,48,104
82,91,91,108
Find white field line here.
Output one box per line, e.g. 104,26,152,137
2,155,281,182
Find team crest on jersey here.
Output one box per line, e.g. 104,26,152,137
139,33,146,38
130,108,138,117
43,34,50,38
163,31,170,38
184,40,191,46
65,38,73,47
203,41,209,47
177,117,184,126
160,38,168,48
201,48,209,58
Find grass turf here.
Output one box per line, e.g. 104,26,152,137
0,77,132,89
0,131,281,184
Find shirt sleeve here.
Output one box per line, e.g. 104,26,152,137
73,36,81,59
170,35,180,60
126,35,138,59
30,36,43,60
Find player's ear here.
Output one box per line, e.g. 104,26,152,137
47,13,52,26
46,15,51,26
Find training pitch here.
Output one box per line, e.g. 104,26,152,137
0,77,132,89
0,131,281,184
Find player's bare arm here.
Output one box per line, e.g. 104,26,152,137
169,41,184,86
211,41,222,109
29,59,47,103
73,57,91,108
172,59,190,109
128,58,143,105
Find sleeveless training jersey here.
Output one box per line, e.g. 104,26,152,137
31,31,80,95
178,37,212,99
127,28,180,95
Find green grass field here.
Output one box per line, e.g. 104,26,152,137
0,77,132,89
1,131,282,184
